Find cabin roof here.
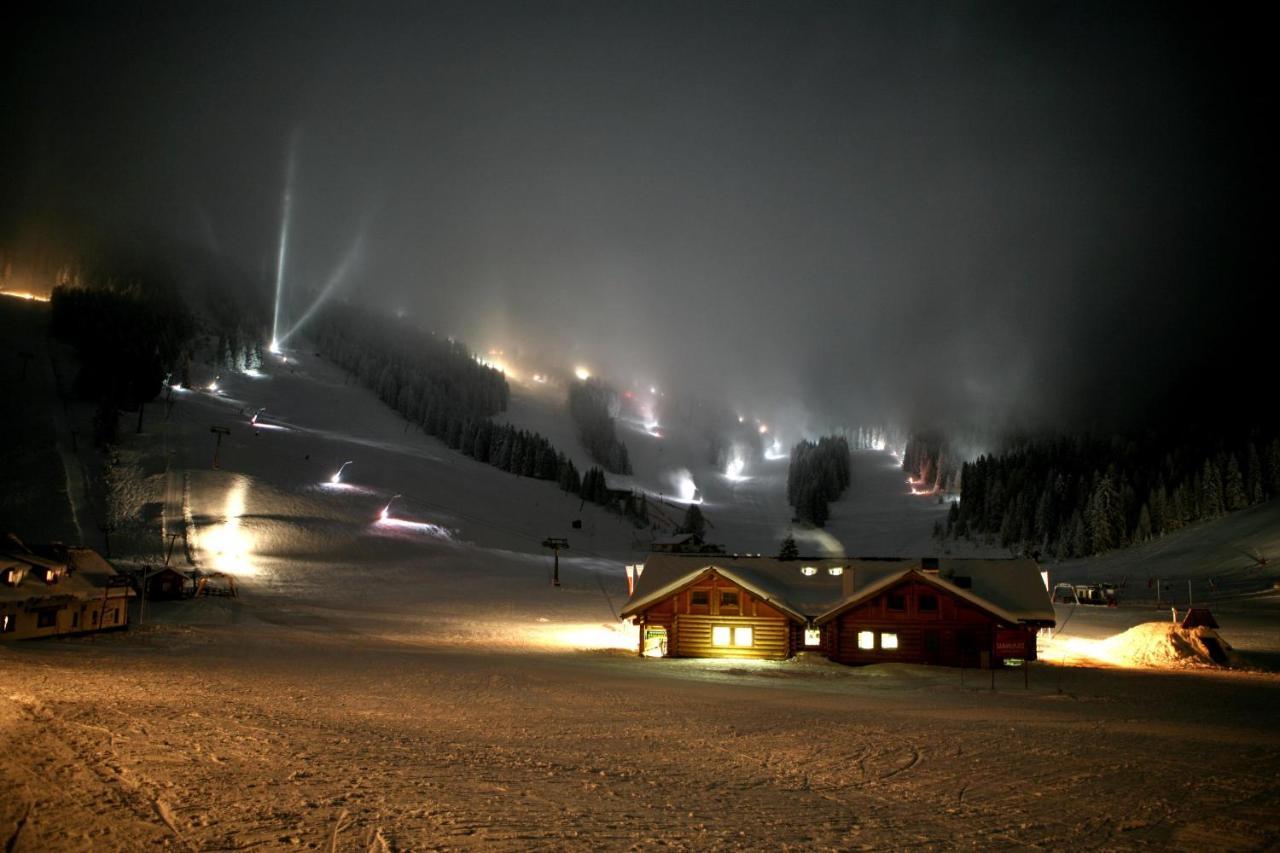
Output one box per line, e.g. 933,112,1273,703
621,554,853,621
0,547,132,605
815,558,1054,625
621,554,1054,626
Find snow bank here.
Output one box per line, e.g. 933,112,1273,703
1048,622,1235,669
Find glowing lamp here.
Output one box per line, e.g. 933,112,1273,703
574,366,591,381
330,460,354,484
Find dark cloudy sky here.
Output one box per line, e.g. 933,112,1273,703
3,1,1267,432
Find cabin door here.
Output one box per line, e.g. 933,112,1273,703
923,630,941,665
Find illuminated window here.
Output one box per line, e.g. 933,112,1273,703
828,567,843,576
712,626,731,646
800,566,817,576
720,591,739,608
881,632,899,650
690,590,709,607
804,628,821,646
918,594,938,612
1,614,13,633
733,627,753,647
857,630,874,650
887,593,906,611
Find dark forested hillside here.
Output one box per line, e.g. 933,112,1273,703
310,303,509,421
567,379,632,475
308,304,651,527
786,436,852,527
50,283,194,444
940,429,1280,558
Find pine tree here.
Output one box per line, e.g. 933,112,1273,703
777,534,799,560
1224,455,1247,511
681,503,706,538
1201,457,1224,517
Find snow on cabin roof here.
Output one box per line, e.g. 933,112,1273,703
815,558,1055,626
0,547,131,605
620,554,852,622
651,533,698,546
621,554,1055,626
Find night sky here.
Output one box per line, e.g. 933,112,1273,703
3,1,1268,432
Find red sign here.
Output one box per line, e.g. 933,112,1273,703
994,629,1028,657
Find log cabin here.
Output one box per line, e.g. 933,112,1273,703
814,559,1055,667
620,555,849,660
621,555,1054,667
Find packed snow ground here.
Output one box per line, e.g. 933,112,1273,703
4,320,1280,850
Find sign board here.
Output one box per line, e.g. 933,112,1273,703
994,628,1028,657
642,626,668,658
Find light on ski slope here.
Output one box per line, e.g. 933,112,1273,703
207,379,220,392
764,438,787,461
532,373,547,384
758,423,769,434
737,415,745,423
677,472,702,504
574,365,591,381
204,476,256,576
724,455,747,481
269,338,281,354
375,517,454,539
250,407,265,425
379,494,402,522
649,386,657,395
330,461,354,484
525,620,634,651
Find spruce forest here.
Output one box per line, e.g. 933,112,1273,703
913,429,1280,558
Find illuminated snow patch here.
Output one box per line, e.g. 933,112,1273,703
374,517,454,539
764,439,787,461
670,470,703,503
201,476,257,577
523,621,634,651
724,455,747,481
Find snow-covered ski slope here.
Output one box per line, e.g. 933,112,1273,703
499,378,968,557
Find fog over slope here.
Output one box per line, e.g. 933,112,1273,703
2,1,1268,432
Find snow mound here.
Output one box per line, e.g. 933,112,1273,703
1089,623,1232,669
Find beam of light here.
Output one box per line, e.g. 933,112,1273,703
250,407,265,425
279,228,367,346
271,131,299,348
206,378,220,393
574,365,591,381
330,460,354,484
764,438,787,461
0,289,51,302
202,475,257,577
724,455,747,481
672,470,702,504
379,494,402,522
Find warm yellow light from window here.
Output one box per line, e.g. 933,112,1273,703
800,566,817,576
828,566,844,576
712,626,731,646
881,632,899,650
733,626,753,647
858,630,875,650
804,628,821,646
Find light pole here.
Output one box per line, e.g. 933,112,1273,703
210,425,230,469
542,537,569,587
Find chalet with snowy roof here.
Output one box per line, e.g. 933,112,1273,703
1,545,133,641
620,555,1054,667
